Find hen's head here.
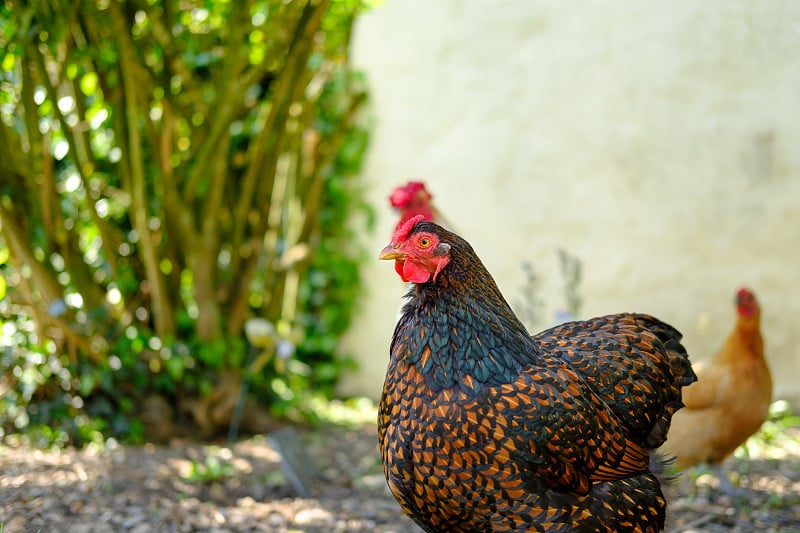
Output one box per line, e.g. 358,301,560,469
389,181,435,226
379,215,451,283
735,286,760,318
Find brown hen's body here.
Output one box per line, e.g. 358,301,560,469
661,287,771,470
378,218,696,533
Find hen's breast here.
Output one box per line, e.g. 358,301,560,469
380,362,544,532
378,358,651,532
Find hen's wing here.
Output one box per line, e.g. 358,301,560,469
500,360,654,491
678,362,722,410
533,313,696,448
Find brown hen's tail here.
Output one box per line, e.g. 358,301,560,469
550,468,667,533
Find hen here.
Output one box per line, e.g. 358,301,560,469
661,287,771,492
389,181,435,226
378,216,697,533
390,180,450,228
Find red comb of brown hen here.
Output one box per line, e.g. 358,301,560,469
389,181,430,207
390,181,435,227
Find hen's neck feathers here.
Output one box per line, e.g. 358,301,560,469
732,312,764,360
390,232,535,394
716,312,764,365
737,311,760,333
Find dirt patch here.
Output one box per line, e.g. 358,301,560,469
1,424,798,532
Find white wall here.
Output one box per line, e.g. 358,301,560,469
338,0,800,406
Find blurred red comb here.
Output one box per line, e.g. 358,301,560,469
736,286,753,299
390,181,430,208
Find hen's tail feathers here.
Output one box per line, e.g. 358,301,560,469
579,451,675,532
649,450,679,487
564,468,667,532
635,315,698,449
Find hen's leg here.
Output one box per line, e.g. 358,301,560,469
711,463,749,498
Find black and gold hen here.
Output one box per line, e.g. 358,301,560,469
378,216,697,533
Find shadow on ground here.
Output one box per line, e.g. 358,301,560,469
1,424,798,532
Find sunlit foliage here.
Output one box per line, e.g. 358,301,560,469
0,0,371,445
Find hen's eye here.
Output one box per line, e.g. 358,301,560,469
419,237,432,248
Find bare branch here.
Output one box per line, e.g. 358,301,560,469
226,0,331,313
300,91,367,244
157,99,195,247
129,0,208,116
0,201,63,306
108,0,174,337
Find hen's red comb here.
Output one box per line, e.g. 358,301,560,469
390,181,429,208
736,286,753,299
392,214,426,243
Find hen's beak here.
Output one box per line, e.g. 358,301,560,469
379,244,404,260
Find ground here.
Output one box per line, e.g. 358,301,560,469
1,421,798,532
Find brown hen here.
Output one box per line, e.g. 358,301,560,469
378,216,696,533
661,287,771,493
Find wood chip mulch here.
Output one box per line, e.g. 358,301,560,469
1,425,798,532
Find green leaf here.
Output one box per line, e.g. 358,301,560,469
80,373,97,396
66,62,79,80
1,50,15,71
79,72,99,96
165,355,185,381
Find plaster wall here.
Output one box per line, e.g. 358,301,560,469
339,1,800,406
